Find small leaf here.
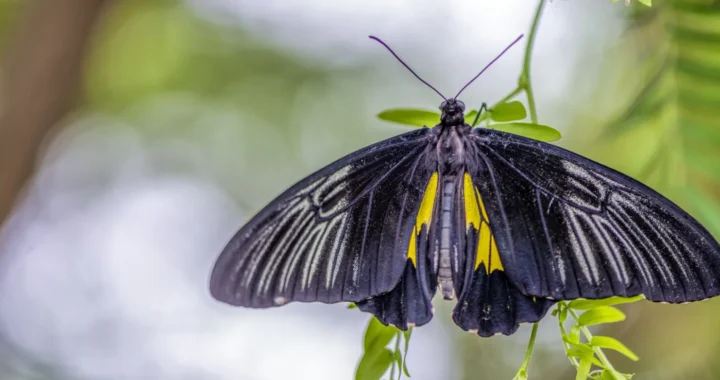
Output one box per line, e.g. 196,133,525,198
559,305,568,324
364,317,397,353
568,296,643,310
355,348,394,380
578,306,626,326
490,101,527,122
601,368,631,380
564,341,604,365
402,328,413,377
348,303,357,309
638,0,651,6
591,336,639,361
568,325,581,344
490,122,562,142
377,109,440,127
576,357,593,380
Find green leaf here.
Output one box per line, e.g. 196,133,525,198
601,368,631,380
355,348,394,380
638,0,651,6
568,325,581,344
591,336,639,361
577,306,626,326
377,109,440,127
567,296,643,310
559,305,568,324
565,343,594,358
566,345,604,368
363,317,397,353
490,122,562,142
348,303,357,309
402,328,412,377
490,101,527,122
576,357,593,380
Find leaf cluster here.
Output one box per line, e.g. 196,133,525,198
553,297,643,380
376,100,561,142
351,304,413,380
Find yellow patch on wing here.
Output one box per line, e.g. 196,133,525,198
407,172,438,266
463,173,504,273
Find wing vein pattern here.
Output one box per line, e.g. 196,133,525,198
470,128,720,303
211,128,436,307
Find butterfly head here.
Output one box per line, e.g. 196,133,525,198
440,98,466,126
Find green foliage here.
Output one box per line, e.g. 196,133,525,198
376,109,440,127
553,300,640,380
491,122,561,142
488,101,528,122
584,0,720,241
355,314,413,380
375,105,561,142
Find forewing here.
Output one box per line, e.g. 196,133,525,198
210,128,436,308
469,128,720,303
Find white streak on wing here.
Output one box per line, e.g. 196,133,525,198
300,223,331,291
565,207,598,285
606,207,656,288
255,200,312,293
226,221,273,286
242,198,305,289
279,214,322,293
613,195,672,286
297,177,326,197
634,205,688,289
312,165,351,216
352,253,360,286
324,216,347,289
593,216,631,285
555,252,567,286
574,211,602,285
331,217,350,288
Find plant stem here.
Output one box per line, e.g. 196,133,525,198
390,332,401,379
566,308,616,372
483,0,545,124
522,0,546,124
513,322,540,379
556,303,580,368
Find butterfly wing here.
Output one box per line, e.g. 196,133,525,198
210,128,438,313
467,128,720,303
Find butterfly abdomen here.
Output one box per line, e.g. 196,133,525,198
438,177,457,300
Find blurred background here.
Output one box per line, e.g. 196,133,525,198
0,0,718,379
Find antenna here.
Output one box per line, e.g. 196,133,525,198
369,36,447,101
454,34,524,99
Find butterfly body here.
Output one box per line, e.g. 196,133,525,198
210,98,720,337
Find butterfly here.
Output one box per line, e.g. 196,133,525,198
209,35,720,337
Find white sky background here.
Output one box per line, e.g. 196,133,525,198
0,1,624,379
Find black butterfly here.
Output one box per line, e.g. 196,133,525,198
209,36,720,337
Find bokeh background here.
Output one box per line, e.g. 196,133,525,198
0,0,719,379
